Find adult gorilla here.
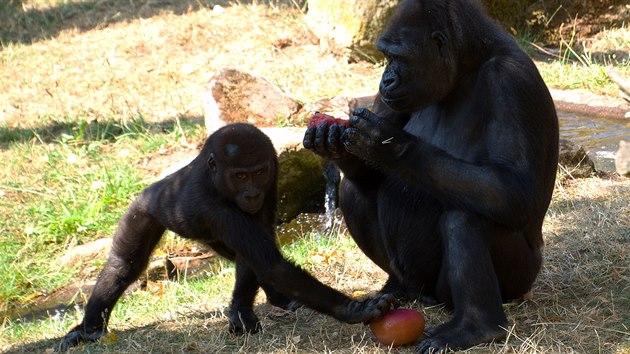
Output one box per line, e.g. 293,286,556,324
56,123,395,351
304,0,559,352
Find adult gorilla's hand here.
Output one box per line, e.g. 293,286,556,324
343,109,414,166
303,123,350,159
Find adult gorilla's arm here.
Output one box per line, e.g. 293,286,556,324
213,207,394,324
344,111,533,228
343,64,553,229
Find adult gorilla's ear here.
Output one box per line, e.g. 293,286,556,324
431,31,447,49
207,153,217,172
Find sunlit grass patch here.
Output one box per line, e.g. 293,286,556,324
0,116,205,314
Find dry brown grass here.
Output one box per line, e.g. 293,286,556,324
4,175,629,353
1,0,380,129
1,1,629,353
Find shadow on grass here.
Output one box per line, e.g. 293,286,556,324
6,305,367,354
0,0,306,46
0,115,204,149
4,310,224,354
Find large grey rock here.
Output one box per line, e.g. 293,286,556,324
550,89,630,119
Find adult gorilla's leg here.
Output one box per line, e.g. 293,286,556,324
420,210,507,353
341,178,442,302
339,179,393,275
490,229,542,302
377,179,443,302
340,178,409,299
228,259,262,334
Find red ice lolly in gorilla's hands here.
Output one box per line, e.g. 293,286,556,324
307,113,350,128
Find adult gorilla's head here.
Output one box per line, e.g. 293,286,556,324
376,0,489,112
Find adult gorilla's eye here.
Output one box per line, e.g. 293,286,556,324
255,169,265,176
235,172,247,180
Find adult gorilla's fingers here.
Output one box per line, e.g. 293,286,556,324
314,123,330,153
328,124,345,155
302,126,316,150
350,108,381,127
342,127,369,158
306,124,348,158
341,127,356,147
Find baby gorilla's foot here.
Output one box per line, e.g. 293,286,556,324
228,308,261,335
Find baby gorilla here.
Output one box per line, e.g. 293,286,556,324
56,123,394,351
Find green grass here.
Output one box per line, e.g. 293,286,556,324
538,23,629,95
0,228,359,352
0,116,205,314
536,60,628,97
516,26,630,96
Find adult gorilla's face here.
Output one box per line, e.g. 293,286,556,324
376,1,456,112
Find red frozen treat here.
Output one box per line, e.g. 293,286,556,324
307,113,350,128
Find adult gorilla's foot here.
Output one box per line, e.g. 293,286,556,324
417,318,507,354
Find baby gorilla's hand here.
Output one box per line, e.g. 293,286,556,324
341,293,398,324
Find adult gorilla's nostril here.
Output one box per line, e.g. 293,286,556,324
381,76,398,92
380,68,400,96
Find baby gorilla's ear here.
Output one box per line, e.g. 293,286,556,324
208,153,217,172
